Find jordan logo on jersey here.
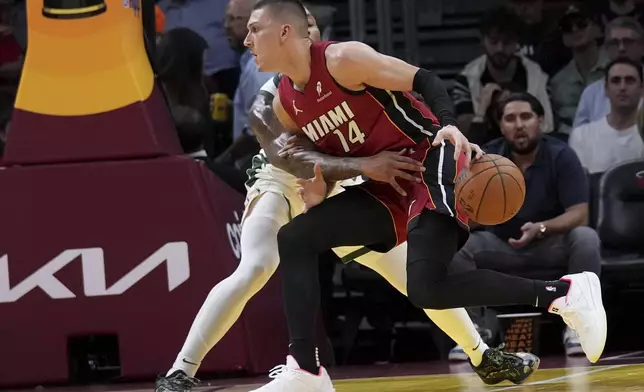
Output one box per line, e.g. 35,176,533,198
301,101,366,153
293,101,303,115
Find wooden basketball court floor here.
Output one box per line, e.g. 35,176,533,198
9,351,644,392
192,357,644,392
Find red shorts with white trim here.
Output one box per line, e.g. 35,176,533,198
356,139,469,246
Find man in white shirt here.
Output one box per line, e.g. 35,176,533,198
570,57,644,174
573,17,644,128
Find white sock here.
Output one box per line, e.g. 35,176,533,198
464,338,488,367
167,358,199,378
425,308,487,367
351,244,487,368
167,193,288,377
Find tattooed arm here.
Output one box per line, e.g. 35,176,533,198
270,134,364,182
248,76,424,194
248,81,365,182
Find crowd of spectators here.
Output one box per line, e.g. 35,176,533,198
2,0,641,182
447,0,644,361
1,0,643,365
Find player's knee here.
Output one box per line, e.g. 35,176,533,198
245,262,277,288
233,250,279,292
277,223,306,262
407,280,447,310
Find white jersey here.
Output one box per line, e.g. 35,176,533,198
244,76,363,222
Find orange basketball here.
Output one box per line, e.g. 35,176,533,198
455,154,526,225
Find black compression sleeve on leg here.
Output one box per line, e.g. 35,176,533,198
412,69,458,127
278,187,396,373
406,211,540,309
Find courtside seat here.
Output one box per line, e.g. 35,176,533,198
587,172,604,230
596,160,644,285
0,157,288,387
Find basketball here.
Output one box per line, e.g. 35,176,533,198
455,154,526,225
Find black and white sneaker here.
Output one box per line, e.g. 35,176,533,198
449,323,494,362
471,345,540,385
155,370,199,392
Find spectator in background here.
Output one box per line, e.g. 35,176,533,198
451,6,554,138
215,0,276,169
450,92,601,359
155,5,166,42
574,17,644,127
0,0,22,103
158,0,240,99
595,0,644,28
8,0,25,51
157,27,228,159
172,105,247,194
157,28,210,112
570,58,644,174
508,0,571,76
463,84,524,146
0,0,19,166
550,6,607,136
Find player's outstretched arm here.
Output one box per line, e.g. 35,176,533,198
272,94,425,191
326,41,457,127
270,134,364,182
277,135,425,196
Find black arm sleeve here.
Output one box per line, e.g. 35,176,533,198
413,68,458,127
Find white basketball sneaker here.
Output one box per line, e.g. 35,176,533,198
548,272,607,363
249,356,335,392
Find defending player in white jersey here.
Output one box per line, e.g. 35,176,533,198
154,9,539,392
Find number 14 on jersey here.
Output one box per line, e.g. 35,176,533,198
334,120,366,152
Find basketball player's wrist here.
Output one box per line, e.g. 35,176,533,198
412,68,458,126
354,157,371,177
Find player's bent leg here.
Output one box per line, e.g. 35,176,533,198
347,245,486,364
406,210,606,364
349,244,538,385
250,188,394,392
157,192,290,392
407,211,555,309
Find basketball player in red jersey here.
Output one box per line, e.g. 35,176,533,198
244,1,607,390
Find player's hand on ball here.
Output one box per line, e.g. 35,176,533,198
432,125,484,167
469,143,485,162
296,163,328,213
508,222,541,249
360,149,425,196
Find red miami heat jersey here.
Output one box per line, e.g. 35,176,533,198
278,41,467,245
278,41,441,158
